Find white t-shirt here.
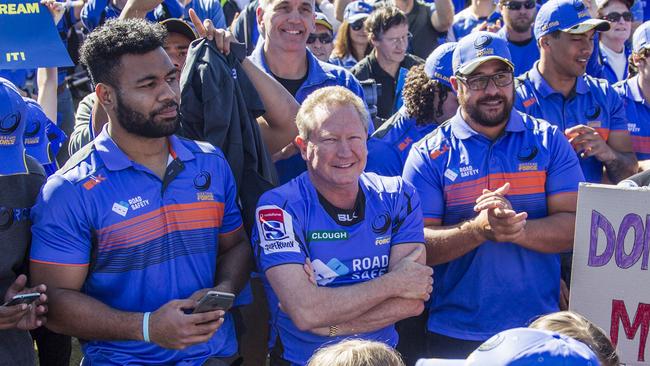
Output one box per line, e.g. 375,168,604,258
600,42,627,82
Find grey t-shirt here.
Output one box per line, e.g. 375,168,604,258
0,156,46,366
407,1,442,59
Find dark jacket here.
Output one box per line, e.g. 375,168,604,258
231,0,259,56
179,38,277,234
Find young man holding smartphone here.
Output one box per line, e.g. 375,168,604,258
29,19,251,365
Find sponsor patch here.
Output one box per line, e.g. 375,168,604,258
309,230,348,241
522,97,536,108
112,201,129,217
196,192,214,201
444,168,458,181
83,174,106,191
397,136,413,151
256,205,299,255
375,235,391,245
430,144,450,160
518,162,538,171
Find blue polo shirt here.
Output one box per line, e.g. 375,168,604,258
184,0,226,30
252,172,424,365
366,107,437,177
81,0,183,31
614,76,650,161
402,109,583,340
632,0,650,22
496,28,539,77
249,43,369,184
514,63,629,183
449,9,502,41
30,129,242,365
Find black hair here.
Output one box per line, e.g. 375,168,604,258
364,5,408,38
402,65,452,125
79,18,167,87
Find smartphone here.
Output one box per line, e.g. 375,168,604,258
3,292,41,307
192,291,235,314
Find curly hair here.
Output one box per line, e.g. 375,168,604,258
402,65,450,126
79,18,167,87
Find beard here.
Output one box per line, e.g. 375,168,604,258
460,89,514,127
510,16,534,34
115,92,179,138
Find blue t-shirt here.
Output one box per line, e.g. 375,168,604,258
252,172,424,365
30,130,243,365
449,8,502,41
184,0,226,30
496,28,539,77
614,76,650,161
402,109,584,341
366,107,437,177
515,63,629,183
249,43,369,184
81,0,183,31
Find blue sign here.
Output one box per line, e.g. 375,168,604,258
0,0,73,69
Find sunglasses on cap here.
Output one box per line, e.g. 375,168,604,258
307,33,334,44
350,19,365,31
503,0,535,10
602,11,633,22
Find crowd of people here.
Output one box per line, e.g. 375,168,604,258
2,0,650,363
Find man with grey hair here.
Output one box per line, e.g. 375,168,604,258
251,86,433,366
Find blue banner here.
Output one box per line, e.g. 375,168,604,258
0,0,73,69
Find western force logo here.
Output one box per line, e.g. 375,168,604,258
517,146,538,162
518,162,538,171
474,34,493,49
193,171,211,191
372,213,391,235
112,201,129,217
0,112,20,136
256,205,300,255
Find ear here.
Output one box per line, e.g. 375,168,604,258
632,53,643,67
295,135,308,160
450,76,460,93
369,34,379,48
256,5,266,35
95,83,115,109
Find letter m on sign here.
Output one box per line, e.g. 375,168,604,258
610,299,650,362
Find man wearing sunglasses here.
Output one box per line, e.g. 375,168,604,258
496,0,539,76
515,0,637,184
307,12,335,62
403,31,584,359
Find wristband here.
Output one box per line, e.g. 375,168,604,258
142,312,151,342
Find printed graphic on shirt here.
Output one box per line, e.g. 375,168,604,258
256,205,300,255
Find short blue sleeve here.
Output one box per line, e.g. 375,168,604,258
607,85,629,132
30,175,92,265
220,161,243,234
545,125,585,195
402,144,445,220
390,180,425,245
252,199,307,273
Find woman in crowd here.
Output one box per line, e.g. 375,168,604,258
597,0,634,83
329,1,373,69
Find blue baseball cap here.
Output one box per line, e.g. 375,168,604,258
415,328,601,366
0,81,29,175
344,1,373,23
633,21,650,53
425,42,457,88
452,32,514,75
534,0,610,39
23,98,55,165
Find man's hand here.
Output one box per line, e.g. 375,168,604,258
472,19,501,33
565,125,616,163
472,183,528,243
149,298,225,350
387,247,433,301
120,0,163,18
1,275,47,331
41,0,65,24
303,258,318,286
189,8,236,54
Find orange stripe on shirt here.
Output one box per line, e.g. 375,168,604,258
445,171,546,206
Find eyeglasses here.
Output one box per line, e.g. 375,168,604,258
307,33,334,44
350,19,365,31
456,71,514,90
602,11,633,22
503,0,536,10
381,32,413,46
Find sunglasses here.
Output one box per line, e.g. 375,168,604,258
503,0,536,10
307,33,334,44
350,19,365,31
602,11,633,22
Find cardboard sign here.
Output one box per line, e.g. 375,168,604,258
570,183,650,365
0,0,73,69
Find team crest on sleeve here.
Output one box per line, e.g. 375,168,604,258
256,205,300,255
